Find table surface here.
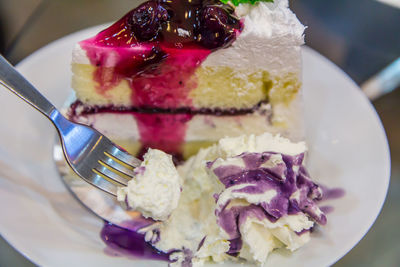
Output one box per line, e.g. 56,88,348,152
0,0,399,266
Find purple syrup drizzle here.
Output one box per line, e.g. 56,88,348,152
320,206,334,214
101,222,169,261
316,186,346,214
320,186,346,200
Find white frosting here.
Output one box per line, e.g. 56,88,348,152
72,44,90,65
236,1,304,44
193,236,231,266
238,218,283,264
202,1,305,76
75,113,140,140
216,132,307,156
117,149,181,221
72,43,153,66
238,214,311,265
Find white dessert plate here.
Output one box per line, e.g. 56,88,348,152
0,25,390,267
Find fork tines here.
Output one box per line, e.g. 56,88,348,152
88,145,142,196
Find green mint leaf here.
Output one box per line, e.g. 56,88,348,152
220,0,273,6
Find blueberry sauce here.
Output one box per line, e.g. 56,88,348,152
101,222,169,261
133,113,193,156
77,0,242,160
320,186,346,200
80,0,242,108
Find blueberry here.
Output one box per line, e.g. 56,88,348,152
199,5,239,49
134,46,167,75
201,0,222,7
127,1,169,41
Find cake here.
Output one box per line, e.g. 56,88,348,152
68,0,305,160
66,1,336,265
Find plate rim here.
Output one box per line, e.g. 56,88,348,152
302,48,391,266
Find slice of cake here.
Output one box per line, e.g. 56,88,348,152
68,0,305,159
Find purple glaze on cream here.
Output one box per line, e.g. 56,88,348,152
210,152,288,185
175,248,194,267
241,152,270,169
100,148,344,264
149,229,161,244
295,228,310,236
210,152,327,244
233,183,268,195
213,165,244,182
227,237,242,256
243,152,288,181
217,204,277,240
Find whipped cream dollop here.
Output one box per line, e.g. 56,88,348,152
202,0,305,76
117,148,181,221
133,133,326,266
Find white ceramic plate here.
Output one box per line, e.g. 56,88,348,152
0,25,390,267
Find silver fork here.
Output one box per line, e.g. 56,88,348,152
0,55,141,196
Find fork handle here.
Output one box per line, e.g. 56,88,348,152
0,54,56,117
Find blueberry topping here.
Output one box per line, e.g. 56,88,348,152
134,46,168,75
124,0,241,49
200,5,240,48
127,1,169,41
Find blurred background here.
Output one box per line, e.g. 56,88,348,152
0,0,399,266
